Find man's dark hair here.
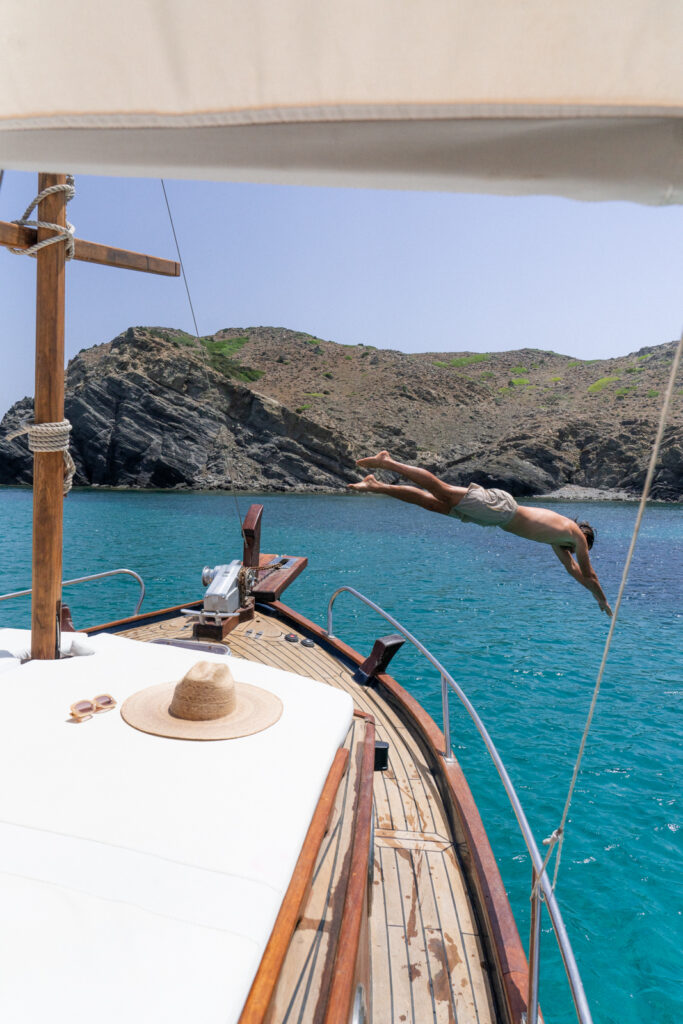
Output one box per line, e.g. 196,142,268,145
577,521,595,549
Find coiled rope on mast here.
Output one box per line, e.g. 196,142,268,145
9,174,76,259
7,420,76,496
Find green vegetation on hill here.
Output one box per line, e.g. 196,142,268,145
167,331,199,348
434,353,490,369
158,331,264,382
159,329,265,383
587,375,620,394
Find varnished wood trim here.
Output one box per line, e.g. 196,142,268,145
267,600,530,1024
239,746,349,1024
251,556,308,601
322,719,375,1024
84,600,202,634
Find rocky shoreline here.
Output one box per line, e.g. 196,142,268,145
535,485,639,501
1,326,681,500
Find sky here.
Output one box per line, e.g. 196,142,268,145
1,168,683,416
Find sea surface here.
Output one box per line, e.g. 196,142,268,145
0,487,681,1024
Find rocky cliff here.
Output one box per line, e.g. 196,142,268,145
1,326,681,498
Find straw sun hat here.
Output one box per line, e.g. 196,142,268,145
121,660,283,741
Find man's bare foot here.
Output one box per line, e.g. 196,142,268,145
356,450,393,470
347,474,382,492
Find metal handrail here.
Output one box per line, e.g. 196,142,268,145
0,568,146,617
326,585,592,1024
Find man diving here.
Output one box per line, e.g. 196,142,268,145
349,451,613,616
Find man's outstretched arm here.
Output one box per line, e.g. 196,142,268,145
552,544,613,616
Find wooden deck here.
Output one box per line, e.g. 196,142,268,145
115,610,500,1024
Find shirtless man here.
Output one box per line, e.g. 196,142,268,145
349,451,613,616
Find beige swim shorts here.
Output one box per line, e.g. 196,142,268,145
449,483,518,528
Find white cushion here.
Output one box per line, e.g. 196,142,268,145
0,651,21,674
0,626,94,661
0,631,353,1023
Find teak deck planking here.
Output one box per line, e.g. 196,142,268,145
240,745,351,1024
268,717,369,1023
115,609,499,1024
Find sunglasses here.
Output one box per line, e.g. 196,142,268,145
69,694,117,722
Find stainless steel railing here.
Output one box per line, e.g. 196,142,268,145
0,568,146,618
326,584,592,1024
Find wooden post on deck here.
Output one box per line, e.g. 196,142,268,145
31,174,67,659
242,504,264,567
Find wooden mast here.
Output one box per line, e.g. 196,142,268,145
0,173,180,660
31,174,67,659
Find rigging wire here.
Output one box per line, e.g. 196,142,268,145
159,179,246,543
160,179,200,339
536,331,683,895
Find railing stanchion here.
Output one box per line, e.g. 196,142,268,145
441,673,454,761
527,870,542,1024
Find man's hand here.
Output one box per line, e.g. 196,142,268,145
553,544,612,615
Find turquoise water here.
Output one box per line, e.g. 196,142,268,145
0,487,680,1024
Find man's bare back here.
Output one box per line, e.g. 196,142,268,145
349,451,613,616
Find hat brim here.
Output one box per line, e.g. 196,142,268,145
121,679,283,741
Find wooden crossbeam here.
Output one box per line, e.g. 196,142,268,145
0,220,180,277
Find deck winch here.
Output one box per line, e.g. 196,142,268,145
179,504,308,639
201,561,253,615
184,559,256,640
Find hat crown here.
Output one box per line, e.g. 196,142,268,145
169,661,236,722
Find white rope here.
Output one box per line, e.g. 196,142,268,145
533,332,683,899
7,419,76,495
8,175,76,259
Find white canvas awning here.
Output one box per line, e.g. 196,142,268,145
2,1,683,202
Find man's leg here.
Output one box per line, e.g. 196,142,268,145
356,450,466,507
348,474,449,514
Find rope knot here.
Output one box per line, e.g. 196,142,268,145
542,827,563,847
7,419,76,495
9,175,76,260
